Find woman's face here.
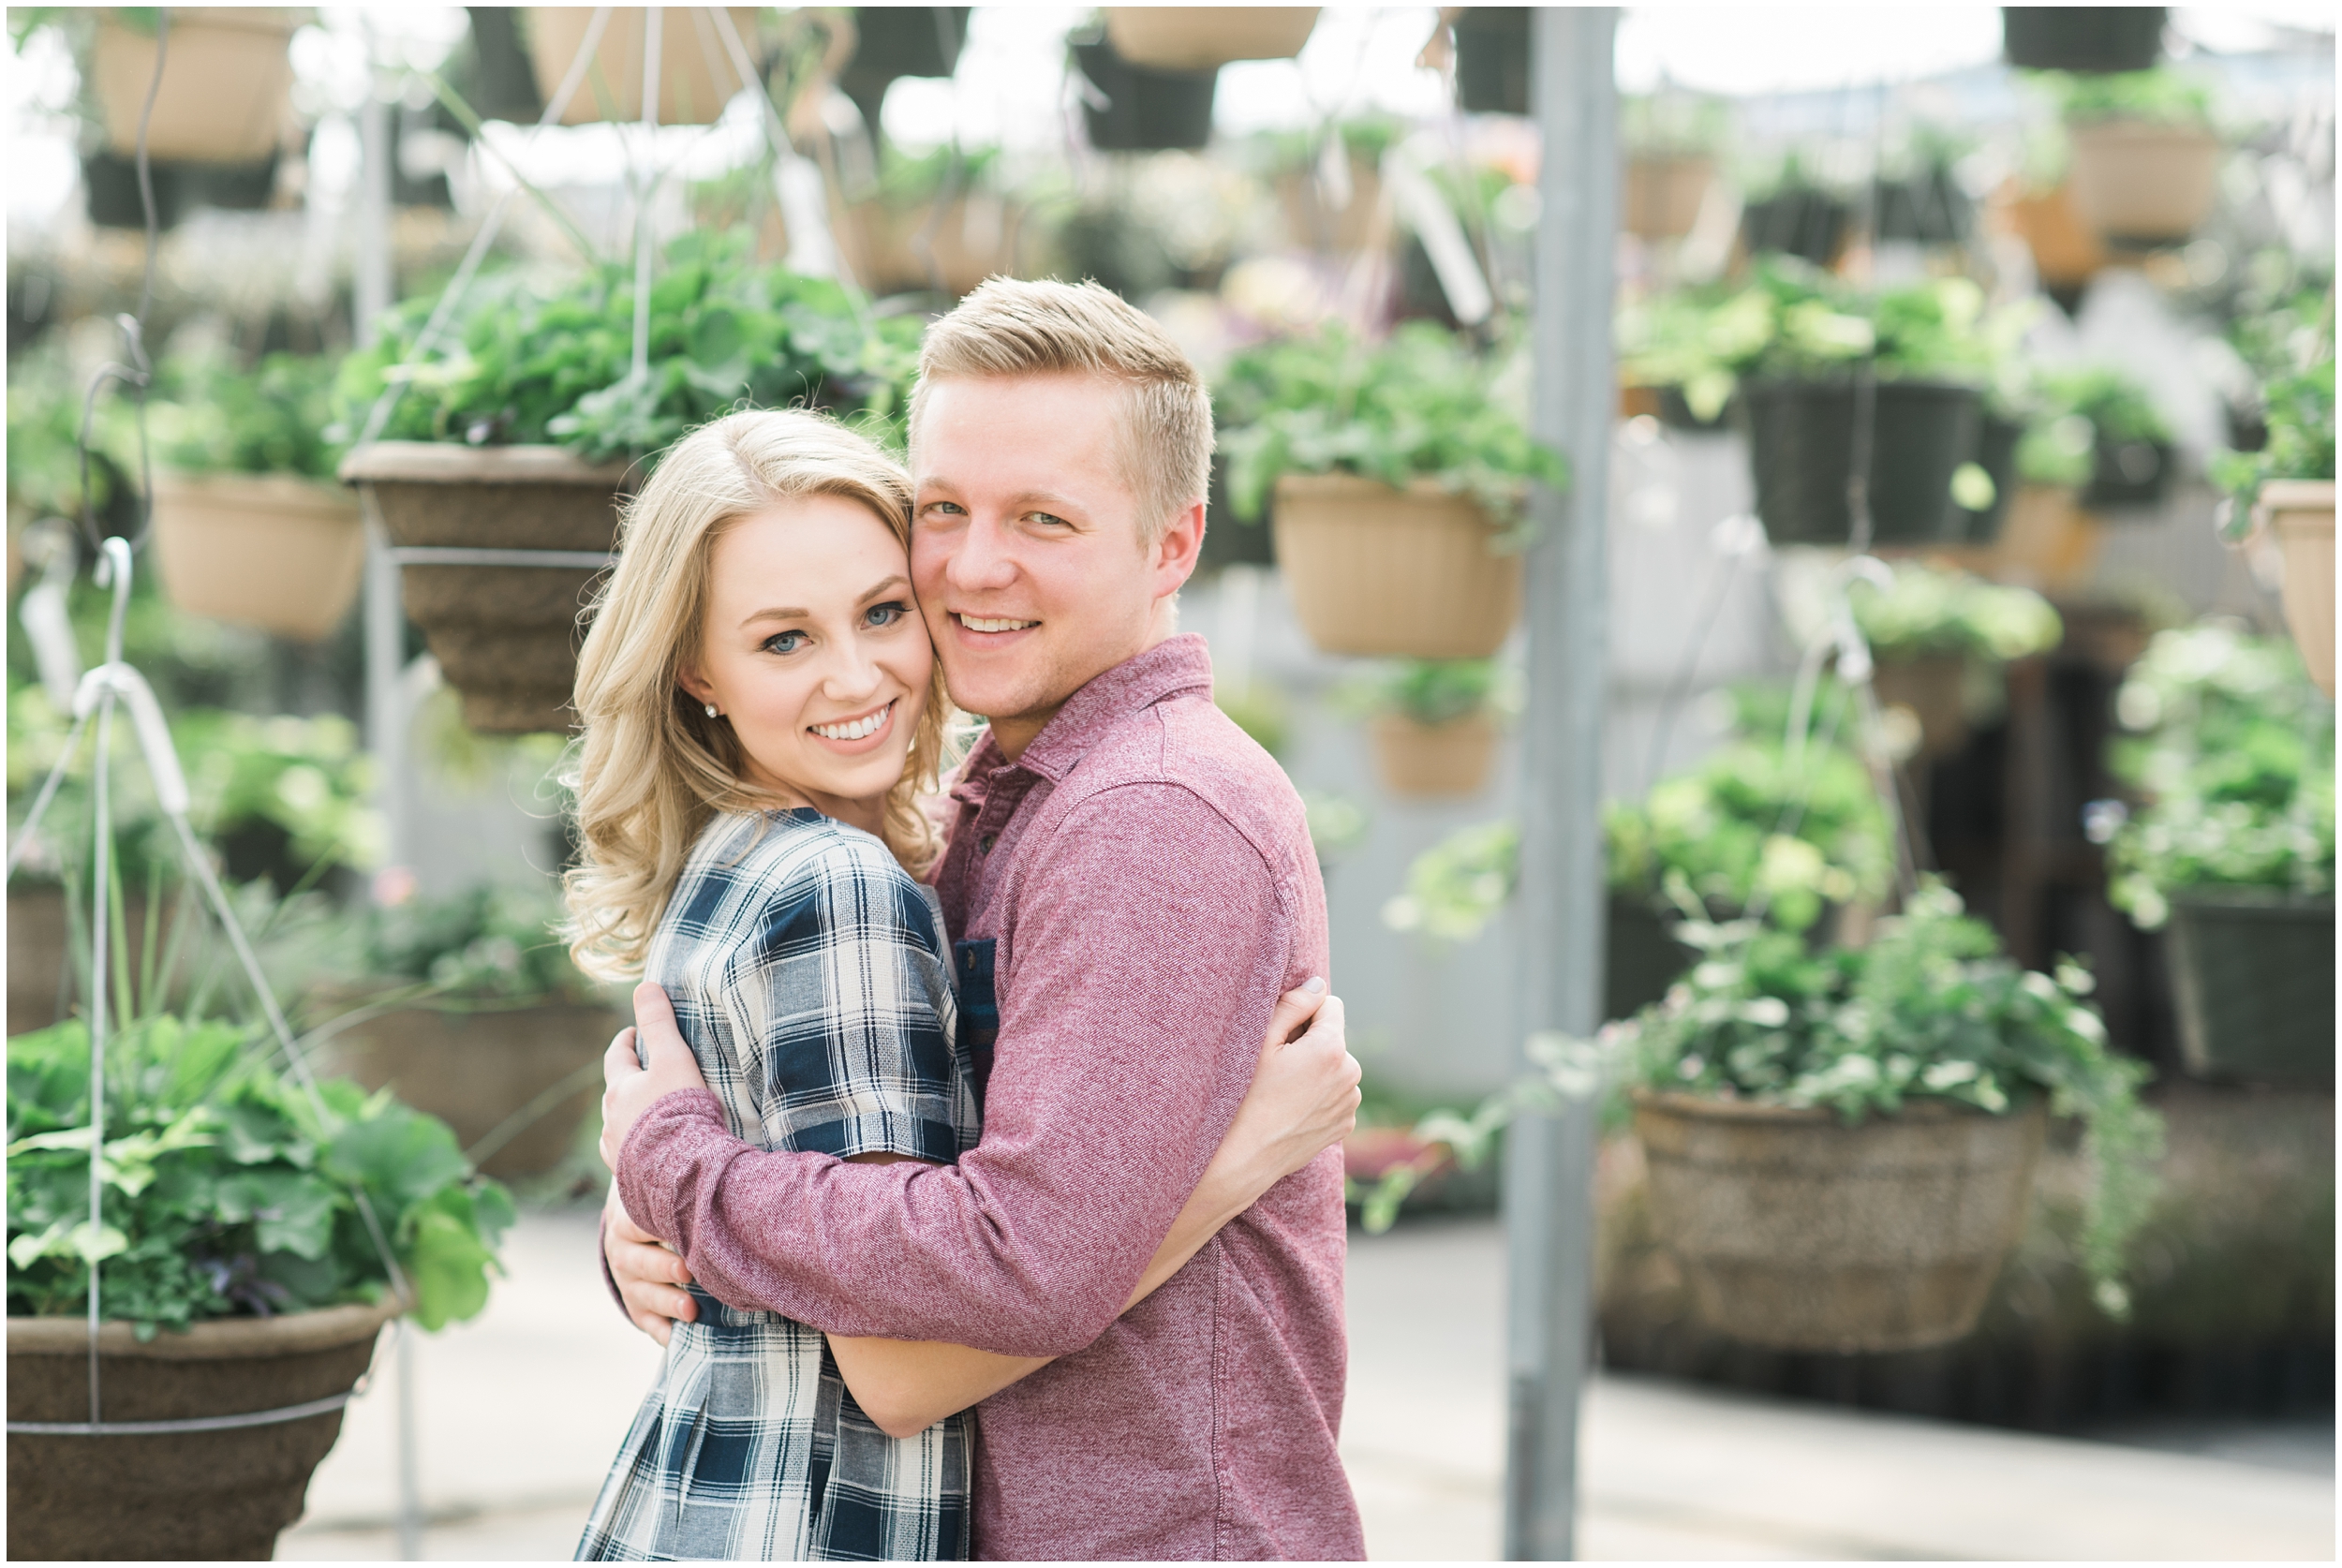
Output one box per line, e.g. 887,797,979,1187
679,495,932,814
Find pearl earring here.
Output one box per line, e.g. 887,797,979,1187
704,703,719,718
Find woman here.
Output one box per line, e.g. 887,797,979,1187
562,409,1354,1561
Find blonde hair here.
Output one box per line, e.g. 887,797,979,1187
910,277,1213,545
562,409,949,982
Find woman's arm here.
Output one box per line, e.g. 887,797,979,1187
828,985,1356,1440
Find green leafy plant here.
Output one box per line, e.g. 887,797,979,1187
2042,67,2215,127
2105,624,2335,928
1617,882,2161,1312
1344,658,1510,727
1848,564,2064,663
7,1013,513,1336
333,231,922,462
148,351,348,481
2211,361,2335,523
1620,93,1729,156
1216,322,1567,537
2017,364,2172,486
342,883,600,1004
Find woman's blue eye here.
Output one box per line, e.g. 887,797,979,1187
763,630,806,655
866,601,909,629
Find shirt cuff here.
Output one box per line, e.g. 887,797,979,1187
616,1087,731,1245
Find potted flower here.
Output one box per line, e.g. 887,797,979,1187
1104,7,1319,70
2038,363,2179,512
1620,93,1727,242
2050,68,2222,247
7,1012,511,1559
2105,625,2335,1084
1217,321,1566,659
2213,359,2335,697
1738,156,1851,267
1349,658,1512,799
1845,564,2064,759
524,6,763,126
1616,882,2162,1352
2003,7,2166,74
850,143,1025,299
145,350,363,643
304,883,623,1181
334,231,918,732
1070,30,1217,153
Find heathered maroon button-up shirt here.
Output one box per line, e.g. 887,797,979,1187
616,634,1365,1561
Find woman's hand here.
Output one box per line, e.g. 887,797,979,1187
1211,979,1360,1199
604,1186,698,1345
599,981,712,1173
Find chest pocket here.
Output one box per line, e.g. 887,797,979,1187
953,937,999,1108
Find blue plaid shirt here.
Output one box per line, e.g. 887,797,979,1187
580,809,979,1562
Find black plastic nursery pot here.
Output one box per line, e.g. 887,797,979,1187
2082,434,2174,513
1956,414,2025,543
1453,7,1532,116
1072,38,1216,153
1740,378,1984,547
2162,891,2335,1086
82,151,185,230
2001,7,2166,73
840,7,971,140
1605,895,1697,1021
1873,167,1973,247
1740,190,1849,266
1657,385,1733,436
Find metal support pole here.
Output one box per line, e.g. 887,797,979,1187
1504,9,1617,1561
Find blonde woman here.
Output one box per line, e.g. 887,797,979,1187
564,409,1353,1561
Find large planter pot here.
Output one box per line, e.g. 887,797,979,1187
151,472,365,642
1955,414,2024,544
1985,482,2102,592
1105,7,1319,70
1605,895,1695,1022
7,1301,395,1561
81,150,186,230
526,7,762,126
1271,473,1521,658
2002,7,2166,72
1276,154,1383,254
2257,479,2335,698
1740,379,1982,548
1633,1092,2048,1353
1740,189,1849,266
2163,892,2335,1087
7,889,176,1038
1072,39,1217,153
1452,7,1531,116
839,7,971,138
856,195,1022,298
2067,120,2222,246
2082,433,2174,513
1872,654,1971,760
1370,712,1499,798
310,991,624,1178
90,8,298,162
1623,154,1713,241
339,442,632,734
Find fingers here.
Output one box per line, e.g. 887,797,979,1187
613,1236,694,1289
1291,994,1346,1057
1264,978,1329,1048
632,1310,673,1347
603,1026,642,1088
632,982,687,1066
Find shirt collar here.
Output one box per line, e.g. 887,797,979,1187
949,634,1215,797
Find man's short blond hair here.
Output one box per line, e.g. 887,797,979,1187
909,278,1213,547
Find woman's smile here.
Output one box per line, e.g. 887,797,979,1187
808,699,897,748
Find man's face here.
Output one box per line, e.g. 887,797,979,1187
910,372,1200,757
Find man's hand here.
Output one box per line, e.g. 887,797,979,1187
1216,980,1361,1195
600,981,710,1173
604,1186,697,1345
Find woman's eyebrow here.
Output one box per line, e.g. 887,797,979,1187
857,574,912,602
737,605,810,629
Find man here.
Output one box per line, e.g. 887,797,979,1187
600,279,1366,1561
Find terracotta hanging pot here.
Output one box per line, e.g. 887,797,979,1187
151,472,365,643
1623,154,1714,241
339,442,633,734
1370,711,1499,798
1104,7,1319,70
1270,473,1521,659
89,8,298,163
1999,179,2107,291
1633,1092,2046,1353
525,7,763,126
7,1301,395,1561
2066,120,2223,246
856,194,1024,297
2257,479,2335,698
2162,891,2335,1086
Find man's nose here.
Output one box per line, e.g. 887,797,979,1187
943,514,1018,593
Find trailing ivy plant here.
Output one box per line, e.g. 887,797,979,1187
1216,321,1568,540
2104,624,2335,928
333,231,922,463
7,1013,513,1336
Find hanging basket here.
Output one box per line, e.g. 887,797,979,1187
856,195,1023,298
2066,120,2222,247
7,1301,395,1561
1872,654,1972,760
1605,896,1696,1022
1072,38,1217,153
1270,473,1521,659
2002,7,2166,73
1977,482,2102,592
2001,180,2106,290
310,991,624,1179
2258,480,2335,699
1104,7,1319,70
1370,712,1499,798
525,7,763,126
1955,414,2024,544
81,151,186,231
89,8,298,162
1741,379,1982,548
838,7,971,135
1633,1092,2046,1353
1873,166,1973,246
151,472,365,643
2164,892,2335,1087
1452,7,1531,116
339,442,633,735
1623,154,1713,242
2082,434,2174,513
1739,189,1849,267
1276,153,1384,255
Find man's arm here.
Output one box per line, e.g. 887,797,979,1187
617,784,1301,1357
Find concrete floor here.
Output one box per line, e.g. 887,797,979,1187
278,1210,2335,1561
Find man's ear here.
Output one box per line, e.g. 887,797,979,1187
1152,497,1207,595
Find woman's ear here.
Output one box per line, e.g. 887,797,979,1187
674,663,716,708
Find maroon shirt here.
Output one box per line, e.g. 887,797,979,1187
617,635,1364,1561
